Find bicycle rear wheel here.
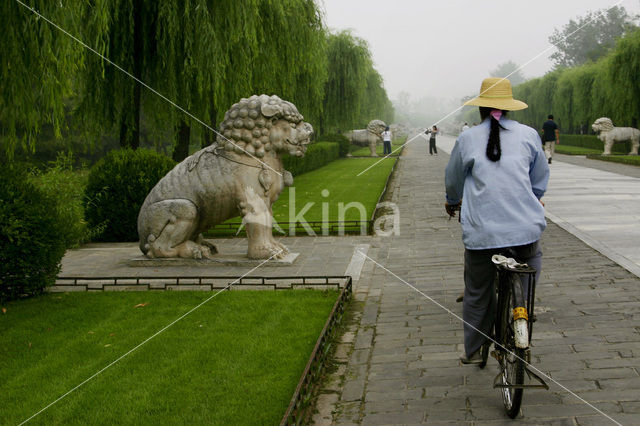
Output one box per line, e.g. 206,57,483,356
497,273,526,418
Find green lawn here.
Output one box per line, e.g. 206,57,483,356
0,290,338,424
349,139,405,157
273,157,395,223
209,157,396,235
554,145,602,155
586,153,640,166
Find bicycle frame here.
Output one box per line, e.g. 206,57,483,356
496,263,537,345
493,262,549,391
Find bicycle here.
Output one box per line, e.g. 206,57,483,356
446,202,549,417
485,251,549,418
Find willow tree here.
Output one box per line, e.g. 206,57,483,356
252,0,328,126
158,0,327,160
363,68,394,125
78,0,158,150
609,29,640,127
553,69,576,132
1,1,83,159
153,0,225,160
321,31,373,133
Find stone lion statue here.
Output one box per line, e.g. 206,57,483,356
592,117,640,155
137,94,313,260
344,119,387,156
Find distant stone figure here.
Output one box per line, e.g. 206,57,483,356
592,117,640,155
345,119,387,156
137,95,313,260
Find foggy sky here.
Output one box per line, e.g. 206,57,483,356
321,0,640,102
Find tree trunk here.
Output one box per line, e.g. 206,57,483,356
130,0,143,149
202,107,218,149
172,120,191,161
118,0,143,149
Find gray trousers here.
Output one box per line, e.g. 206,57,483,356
463,241,542,357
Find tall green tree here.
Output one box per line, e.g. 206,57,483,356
609,29,640,127
549,5,638,67
321,30,393,133
490,61,526,86
321,31,372,133
79,0,158,150
1,1,83,159
154,0,327,160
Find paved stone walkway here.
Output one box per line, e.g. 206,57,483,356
315,136,640,424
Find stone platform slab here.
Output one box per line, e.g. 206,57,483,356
127,252,299,267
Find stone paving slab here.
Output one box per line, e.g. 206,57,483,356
317,136,640,425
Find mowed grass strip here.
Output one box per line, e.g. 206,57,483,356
272,157,396,224
586,153,640,166
0,290,338,424
554,145,602,155
349,139,405,157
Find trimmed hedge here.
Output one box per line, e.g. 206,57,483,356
0,166,68,301
282,142,340,176
560,134,630,154
84,149,176,242
318,134,350,157
554,145,602,155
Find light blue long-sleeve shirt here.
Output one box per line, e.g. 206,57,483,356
445,117,549,250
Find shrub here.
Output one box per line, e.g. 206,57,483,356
0,166,68,301
319,134,350,157
282,142,340,176
29,153,95,248
84,149,176,242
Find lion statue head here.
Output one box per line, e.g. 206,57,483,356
367,119,387,136
592,117,614,133
218,94,313,158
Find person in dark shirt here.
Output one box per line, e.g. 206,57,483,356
541,115,559,164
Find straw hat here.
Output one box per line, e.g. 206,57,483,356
464,77,528,111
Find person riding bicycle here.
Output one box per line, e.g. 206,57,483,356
444,77,549,364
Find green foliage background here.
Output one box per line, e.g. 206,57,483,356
511,29,640,133
3,1,394,164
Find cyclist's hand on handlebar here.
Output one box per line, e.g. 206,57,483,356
445,202,461,218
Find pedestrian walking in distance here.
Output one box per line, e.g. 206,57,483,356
541,115,559,164
444,77,549,364
462,122,470,132
426,125,439,155
382,126,392,155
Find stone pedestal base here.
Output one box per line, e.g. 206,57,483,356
127,252,299,267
